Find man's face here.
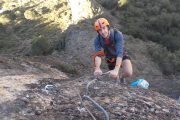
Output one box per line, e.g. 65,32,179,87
98,26,109,38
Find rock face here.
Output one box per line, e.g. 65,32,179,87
0,57,180,120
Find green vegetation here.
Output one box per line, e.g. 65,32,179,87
97,0,128,9
0,39,17,51
117,0,180,52
51,63,79,75
99,0,180,75
24,9,39,20
0,14,11,25
55,33,66,52
31,35,52,55
147,43,179,75
0,0,71,55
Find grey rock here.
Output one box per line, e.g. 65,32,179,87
150,108,155,112
35,110,42,115
162,109,170,113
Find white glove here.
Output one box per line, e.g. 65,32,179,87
94,68,102,78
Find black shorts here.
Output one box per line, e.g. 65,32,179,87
106,52,131,70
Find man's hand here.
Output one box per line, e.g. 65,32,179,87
109,69,119,79
109,57,122,79
94,68,102,78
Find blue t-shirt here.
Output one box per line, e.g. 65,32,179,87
94,29,124,59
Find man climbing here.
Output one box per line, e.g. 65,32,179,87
93,18,133,84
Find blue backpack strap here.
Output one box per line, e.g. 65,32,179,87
98,34,102,47
110,28,118,45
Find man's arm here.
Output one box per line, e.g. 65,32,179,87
94,55,103,77
93,37,103,77
114,56,122,71
94,56,102,69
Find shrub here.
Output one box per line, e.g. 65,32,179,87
0,39,17,51
0,14,10,25
147,43,177,75
41,7,50,14
101,0,118,9
55,33,66,52
114,0,180,52
24,9,38,20
31,35,52,55
51,63,79,75
174,50,180,74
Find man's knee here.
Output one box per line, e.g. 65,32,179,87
124,70,133,77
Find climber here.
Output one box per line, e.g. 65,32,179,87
93,18,133,84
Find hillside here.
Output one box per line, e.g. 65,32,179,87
97,0,180,75
0,56,180,120
0,0,164,78
0,0,180,119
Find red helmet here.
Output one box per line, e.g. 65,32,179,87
94,18,110,31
